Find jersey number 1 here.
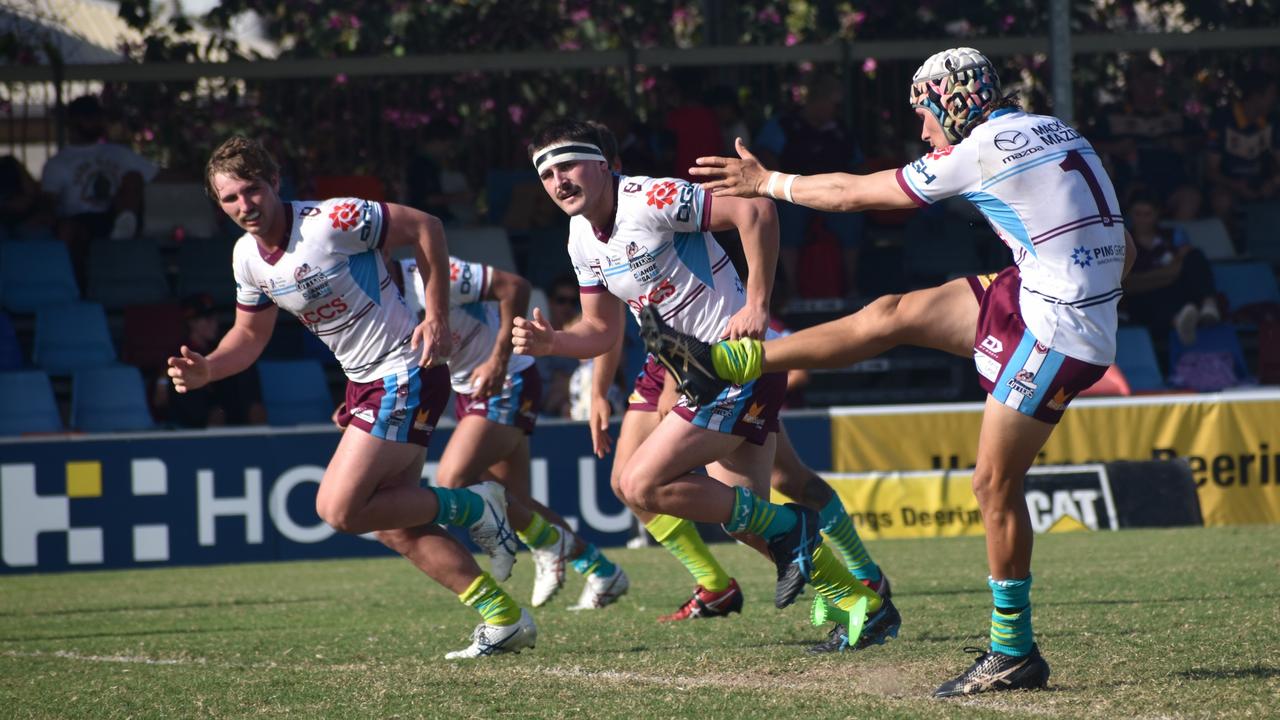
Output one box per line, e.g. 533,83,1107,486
1059,150,1114,226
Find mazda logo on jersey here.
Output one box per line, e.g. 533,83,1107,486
994,130,1029,152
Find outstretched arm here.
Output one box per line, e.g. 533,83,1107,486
690,137,916,213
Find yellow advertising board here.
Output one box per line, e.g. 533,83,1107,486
830,390,1280,526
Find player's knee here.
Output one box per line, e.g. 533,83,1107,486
971,466,1019,508
864,293,908,339
315,496,361,534
618,467,658,512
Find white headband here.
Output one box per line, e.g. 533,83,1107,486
532,141,607,174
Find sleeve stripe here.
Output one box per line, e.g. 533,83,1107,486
699,189,713,232
374,201,390,250
579,284,606,294
479,264,491,300
236,300,272,313
895,168,930,208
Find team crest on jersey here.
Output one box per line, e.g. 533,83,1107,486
646,181,679,209
294,263,333,301
329,201,361,231
626,241,659,282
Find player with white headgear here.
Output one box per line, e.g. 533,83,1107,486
660,47,1137,696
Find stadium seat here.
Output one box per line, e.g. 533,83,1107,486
1169,218,1236,261
0,240,79,313
34,301,116,375
485,169,539,226
0,311,22,371
527,287,550,322
444,225,518,272
143,182,219,240
120,302,185,372
0,369,63,435
71,365,155,432
1242,201,1280,264
257,359,333,426
312,175,387,202
1259,319,1280,385
175,236,234,301
1166,323,1251,391
1210,261,1280,315
86,237,171,309
1114,326,1166,391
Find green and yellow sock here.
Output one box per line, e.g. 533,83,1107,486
711,337,764,385
645,514,731,592
818,494,882,581
430,486,484,527
459,572,522,626
810,545,883,615
516,512,560,550
570,543,618,578
989,575,1034,657
723,486,796,541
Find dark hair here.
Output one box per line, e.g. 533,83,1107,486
587,120,620,167
549,273,579,295
527,119,603,161
67,95,102,120
1238,73,1278,100
981,90,1024,120
205,135,281,200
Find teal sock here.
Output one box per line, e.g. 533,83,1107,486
818,494,881,581
989,575,1034,657
430,486,484,527
723,486,797,541
570,543,617,578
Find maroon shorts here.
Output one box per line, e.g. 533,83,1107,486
453,365,541,435
967,267,1108,424
627,355,785,446
338,363,450,447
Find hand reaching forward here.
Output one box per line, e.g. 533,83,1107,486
512,307,555,356
166,345,210,394
688,137,772,198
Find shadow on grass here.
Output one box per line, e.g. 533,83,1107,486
0,597,328,618
0,625,295,643
1038,591,1280,608
1178,666,1280,681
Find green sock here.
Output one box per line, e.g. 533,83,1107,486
570,543,617,578
516,512,560,550
645,514,731,592
810,544,882,614
459,572,522,626
818,494,881,581
431,486,484,527
723,486,796,541
711,337,764,385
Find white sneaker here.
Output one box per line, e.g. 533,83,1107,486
530,528,570,608
1174,302,1199,346
1200,297,1221,325
569,566,630,610
467,481,518,582
444,608,537,659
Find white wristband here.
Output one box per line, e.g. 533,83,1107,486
782,174,799,204
766,171,782,199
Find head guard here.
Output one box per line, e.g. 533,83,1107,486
909,47,1002,144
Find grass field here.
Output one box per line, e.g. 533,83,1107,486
2,525,1278,719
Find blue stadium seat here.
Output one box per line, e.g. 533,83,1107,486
436,225,517,273
0,370,63,435
1114,326,1166,391
1243,201,1280,264
0,240,79,313
1169,218,1236,261
175,236,234,300
71,365,155,432
257,359,333,426
34,301,116,375
1166,323,1252,391
86,237,171,309
0,311,22,371
1210,261,1280,314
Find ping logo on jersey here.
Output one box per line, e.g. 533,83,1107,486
626,278,676,314
329,201,361,231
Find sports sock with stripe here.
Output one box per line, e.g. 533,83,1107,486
515,512,560,550
818,494,882,582
989,575,1034,657
711,337,764,385
810,544,884,614
459,572,522,626
570,542,618,578
645,514,731,592
430,486,484,527
723,486,797,541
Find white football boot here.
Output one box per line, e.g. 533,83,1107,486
569,565,630,610
445,608,537,659
467,481,518,582
530,527,570,607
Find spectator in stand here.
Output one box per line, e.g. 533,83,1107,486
0,155,43,238
535,274,582,416
154,293,266,428
40,95,157,282
599,104,661,178
1122,193,1219,346
1206,75,1280,216
707,85,752,156
1090,59,1203,218
767,283,809,409
752,73,866,299
405,119,477,225
663,72,724,182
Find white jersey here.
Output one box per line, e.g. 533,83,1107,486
40,143,158,216
399,256,534,394
567,174,745,342
233,197,419,383
896,110,1125,365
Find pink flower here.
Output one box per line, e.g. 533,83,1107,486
480,98,496,112
757,7,781,24
508,104,526,124
348,14,361,29
327,14,343,29
785,32,799,46
334,73,348,85
862,58,878,75
1002,14,1015,31
570,8,590,23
